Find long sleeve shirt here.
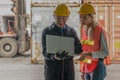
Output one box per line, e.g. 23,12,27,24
91,31,108,59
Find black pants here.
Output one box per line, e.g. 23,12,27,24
44,58,75,80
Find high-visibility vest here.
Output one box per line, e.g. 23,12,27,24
80,26,103,73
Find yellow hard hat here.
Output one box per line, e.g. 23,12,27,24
78,3,95,14
54,3,70,16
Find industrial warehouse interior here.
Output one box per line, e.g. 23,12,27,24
0,0,120,80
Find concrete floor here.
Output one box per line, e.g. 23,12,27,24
0,56,120,80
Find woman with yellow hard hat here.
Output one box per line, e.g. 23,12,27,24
78,3,109,80
41,3,82,80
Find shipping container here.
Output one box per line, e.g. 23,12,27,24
84,0,120,3
31,0,120,63
31,2,81,63
88,1,120,63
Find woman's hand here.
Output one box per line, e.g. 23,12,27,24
79,52,92,61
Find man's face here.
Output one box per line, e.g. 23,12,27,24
54,15,68,28
79,14,92,26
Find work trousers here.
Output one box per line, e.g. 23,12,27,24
84,60,106,80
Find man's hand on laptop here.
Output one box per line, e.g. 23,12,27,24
54,51,68,60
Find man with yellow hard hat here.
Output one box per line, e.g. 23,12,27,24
78,3,108,80
41,3,82,80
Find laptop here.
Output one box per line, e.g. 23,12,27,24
46,35,74,56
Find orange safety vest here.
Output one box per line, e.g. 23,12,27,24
80,26,104,73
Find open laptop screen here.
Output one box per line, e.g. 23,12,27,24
46,35,74,56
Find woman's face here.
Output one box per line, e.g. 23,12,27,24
79,14,93,26
54,15,68,28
